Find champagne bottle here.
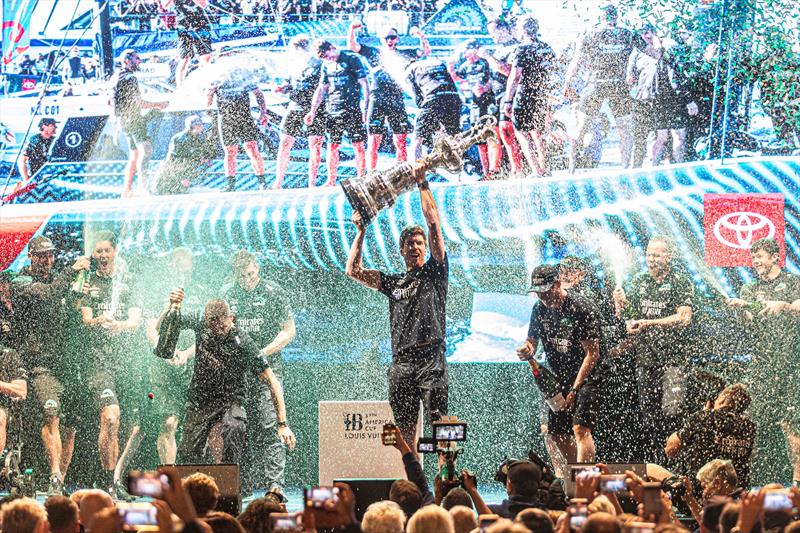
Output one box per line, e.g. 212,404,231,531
154,293,182,359
529,359,567,412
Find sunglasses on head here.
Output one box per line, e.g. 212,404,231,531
384,35,399,40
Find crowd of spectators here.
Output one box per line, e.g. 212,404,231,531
3,420,800,533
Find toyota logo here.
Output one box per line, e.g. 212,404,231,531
713,211,775,250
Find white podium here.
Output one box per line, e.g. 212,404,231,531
318,401,422,485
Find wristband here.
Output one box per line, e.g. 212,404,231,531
418,180,430,190
503,101,512,107
277,420,288,428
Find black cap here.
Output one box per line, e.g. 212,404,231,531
384,27,399,38
527,264,560,293
38,118,58,128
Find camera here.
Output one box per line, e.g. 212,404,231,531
304,485,339,508
763,490,793,512
432,421,467,441
127,470,170,498
381,423,397,446
600,474,627,494
118,502,158,531
660,475,687,498
568,499,588,531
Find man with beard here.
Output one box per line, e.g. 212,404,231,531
221,250,297,495
79,231,143,494
726,238,800,486
111,50,169,197
11,236,89,494
613,235,694,463
518,264,601,464
170,295,294,470
348,23,428,170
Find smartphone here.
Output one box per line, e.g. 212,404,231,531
381,423,397,446
570,465,600,481
763,490,793,511
626,522,656,533
642,482,663,517
432,421,467,441
417,437,436,454
118,502,158,531
270,512,304,532
479,514,500,532
568,500,588,531
599,474,627,494
304,485,340,508
126,470,170,498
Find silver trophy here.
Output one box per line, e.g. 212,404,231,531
342,115,497,224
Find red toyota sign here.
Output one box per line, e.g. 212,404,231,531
704,193,785,267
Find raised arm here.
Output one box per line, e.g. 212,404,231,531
347,20,363,53
418,173,445,264
345,212,382,290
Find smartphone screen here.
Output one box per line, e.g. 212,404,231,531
127,471,169,498
119,503,158,527
763,491,792,511
433,422,467,441
568,502,588,530
270,512,303,532
600,474,627,494
417,439,436,453
381,423,396,446
304,486,340,507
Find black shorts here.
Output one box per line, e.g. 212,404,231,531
415,93,462,150
178,28,212,59
281,107,326,138
388,342,448,429
546,379,600,436
218,105,259,146
121,117,152,149
149,362,190,420
467,92,497,142
513,96,549,132
30,367,63,419
367,92,409,135
326,109,367,145
653,97,687,131
579,82,632,119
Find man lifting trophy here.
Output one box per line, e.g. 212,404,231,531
341,115,497,224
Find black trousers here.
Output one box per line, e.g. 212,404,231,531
179,402,247,465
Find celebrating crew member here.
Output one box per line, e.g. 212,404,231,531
169,293,294,468
504,15,557,176
17,118,58,183
154,115,217,195
78,231,143,495
405,57,461,160
305,40,369,185
110,50,169,197
161,0,213,87
561,4,644,172
449,39,497,178
0,289,27,472
349,22,426,170
613,235,694,463
11,236,89,495
482,17,524,175
517,264,601,464
345,164,448,448
207,76,269,191
274,35,326,189
726,238,800,486
222,250,297,495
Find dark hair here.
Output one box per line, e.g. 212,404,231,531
237,497,285,533
750,238,780,256
203,512,247,533
44,496,79,533
516,508,554,533
441,487,473,511
719,502,741,533
314,40,334,58
507,462,541,498
488,17,511,31
90,230,117,250
399,225,426,249
720,383,751,414
584,513,622,533
389,479,422,519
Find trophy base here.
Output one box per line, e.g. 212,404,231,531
341,178,378,224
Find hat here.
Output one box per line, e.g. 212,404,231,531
38,118,58,128
384,27,399,38
185,114,204,129
464,38,481,50
527,264,560,293
29,236,55,255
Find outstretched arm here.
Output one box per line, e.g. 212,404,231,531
418,169,445,264
345,212,382,290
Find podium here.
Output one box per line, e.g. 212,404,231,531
318,401,422,485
